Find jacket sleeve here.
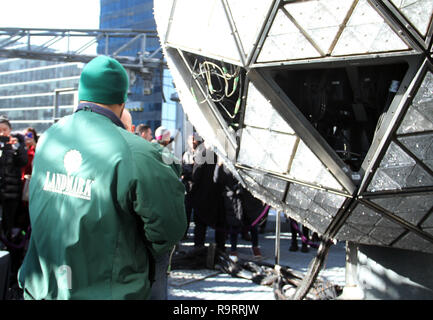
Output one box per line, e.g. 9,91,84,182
213,163,222,185
132,150,187,257
12,134,28,168
153,143,182,177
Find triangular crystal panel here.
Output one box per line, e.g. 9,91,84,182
239,82,344,191
367,141,433,191
166,0,242,64
390,0,433,38
372,194,433,226
332,0,409,55
226,0,274,63
397,71,433,134
257,9,321,62
283,0,356,54
398,133,433,171
393,231,433,254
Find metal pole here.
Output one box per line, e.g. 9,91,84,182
141,33,146,55
53,91,59,123
53,88,76,123
67,31,70,54
105,33,109,55
292,238,333,300
275,210,281,265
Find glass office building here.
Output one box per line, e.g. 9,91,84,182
99,0,184,137
0,1,184,142
0,56,82,134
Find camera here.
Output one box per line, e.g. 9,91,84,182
0,135,10,149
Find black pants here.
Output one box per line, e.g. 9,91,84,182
1,199,25,275
229,225,259,252
184,193,193,236
0,199,20,238
289,218,309,246
194,219,226,251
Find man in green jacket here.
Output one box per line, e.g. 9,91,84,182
18,55,187,299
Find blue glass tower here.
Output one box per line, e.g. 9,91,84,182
98,0,164,132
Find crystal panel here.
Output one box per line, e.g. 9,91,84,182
379,141,417,170
335,203,386,243
244,82,295,134
289,140,344,191
336,224,369,243
226,0,274,59
257,9,320,62
367,141,433,191
421,213,433,229
406,163,433,186
167,0,241,63
285,183,347,234
239,170,288,201
398,133,433,171
368,213,406,245
345,204,382,228
372,195,433,226
397,71,433,134
392,232,433,254
425,227,433,236
237,126,297,173
390,0,433,37
332,0,409,55
284,0,355,54
285,183,318,211
285,184,346,216
302,211,332,235
421,212,433,238
335,203,405,245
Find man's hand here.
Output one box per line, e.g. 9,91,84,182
9,136,18,145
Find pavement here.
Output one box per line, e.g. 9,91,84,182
1,210,346,301
168,210,347,300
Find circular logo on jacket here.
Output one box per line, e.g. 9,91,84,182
64,149,82,175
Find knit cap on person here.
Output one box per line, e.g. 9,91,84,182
0,115,11,128
155,126,171,142
78,55,129,105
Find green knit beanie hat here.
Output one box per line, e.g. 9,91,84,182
78,55,129,105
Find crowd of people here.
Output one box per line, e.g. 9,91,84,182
181,134,268,262
0,119,38,273
179,133,318,259
0,55,317,300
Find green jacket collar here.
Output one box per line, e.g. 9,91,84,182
75,102,125,129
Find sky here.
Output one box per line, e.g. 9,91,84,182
0,0,101,53
0,0,100,29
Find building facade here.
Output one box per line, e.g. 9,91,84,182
99,0,184,139
0,57,81,134
0,1,185,146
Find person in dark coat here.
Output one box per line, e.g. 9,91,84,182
0,116,28,241
18,128,38,231
240,188,266,258
181,133,200,238
191,142,226,251
289,218,310,253
214,161,265,260
213,161,242,253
